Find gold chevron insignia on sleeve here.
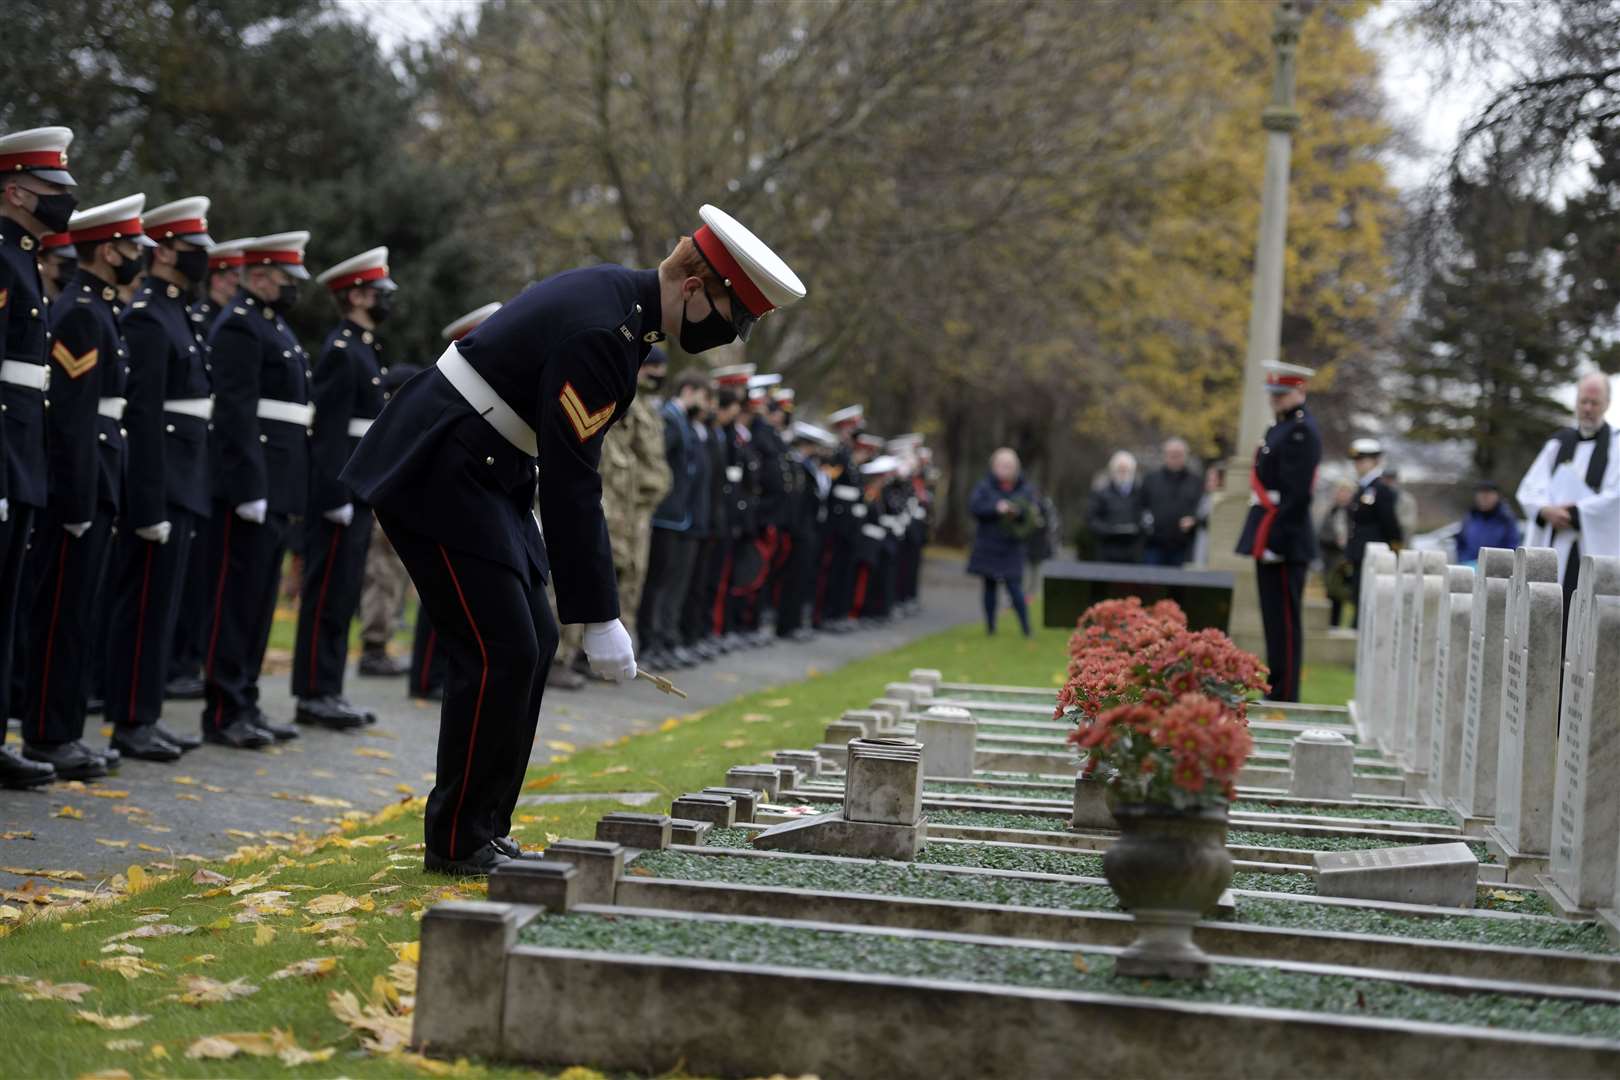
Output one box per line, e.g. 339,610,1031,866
51,341,98,379
559,381,615,442
0,288,8,310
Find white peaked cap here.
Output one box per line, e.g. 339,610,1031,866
442,301,501,341
143,196,214,247
246,231,311,280
0,126,76,185
792,421,836,447
1264,360,1315,392
696,204,806,311
712,363,756,386
317,246,395,291
887,434,924,451
861,455,899,476
68,193,156,247
1348,438,1384,458
208,237,255,257
828,405,864,427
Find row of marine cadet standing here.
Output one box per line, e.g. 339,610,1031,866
0,125,933,793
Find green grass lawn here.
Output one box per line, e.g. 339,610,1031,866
0,606,1355,1077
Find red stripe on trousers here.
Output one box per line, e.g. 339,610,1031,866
712,550,733,636
306,524,344,693
126,543,156,727
1280,563,1296,701
851,564,870,617
204,513,234,728
35,534,70,739
437,544,489,861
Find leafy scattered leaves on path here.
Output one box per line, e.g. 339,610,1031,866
328,987,412,1053
169,974,258,1005
8,977,96,1001
74,1010,149,1030
184,1030,334,1065
53,805,84,819
86,956,163,981
268,956,337,981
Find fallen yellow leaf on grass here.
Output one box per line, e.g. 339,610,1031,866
390,940,420,964
658,717,681,732
15,978,96,1001
592,765,630,776
300,916,358,935
87,956,163,980
0,904,21,923
1,866,86,881
523,773,561,792
721,739,746,749
53,805,84,819
270,956,338,981
104,922,193,943
191,868,230,886
103,1039,142,1052
75,1010,150,1030
1073,953,1090,973
1490,889,1527,902
304,893,365,916
328,989,412,1054
252,924,276,946
741,712,772,724
170,974,259,1005
386,1050,480,1075
124,865,152,895
764,698,793,708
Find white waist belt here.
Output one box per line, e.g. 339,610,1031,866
861,523,887,541
436,343,537,456
164,398,213,420
832,484,860,501
1248,489,1282,508
97,397,127,420
257,398,314,427
347,418,374,438
0,361,49,390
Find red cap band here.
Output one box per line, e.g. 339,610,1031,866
40,232,72,252
249,249,303,267
1267,374,1307,389
325,265,389,291
209,252,246,270
69,216,145,244
693,224,772,318
0,150,68,171
145,217,207,240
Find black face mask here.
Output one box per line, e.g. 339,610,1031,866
174,249,209,287
369,290,394,324
687,402,705,420
113,254,142,286
678,286,737,354
273,282,300,314
30,190,77,234
641,371,666,392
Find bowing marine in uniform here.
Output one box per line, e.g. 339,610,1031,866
200,231,313,748
1235,361,1322,703
342,204,805,876
291,248,394,730
19,194,150,779
104,198,216,761
1344,438,1402,621
0,126,79,789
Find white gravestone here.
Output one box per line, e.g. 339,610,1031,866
1451,548,1515,832
1314,842,1479,908
1288,729,1354,800
1539,556,1620,916
1352,542,1393,739
1365,556,1401,750
1485,546,1563,883
1401,553,1447,780
1427,565,1475,804
916,705,977,778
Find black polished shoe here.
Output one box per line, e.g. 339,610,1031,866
152,723,201,752
423,841,511,877
491,835,522,858
408,684,444,702
110,726,182,763
294,696,365,731
333,696,379,725
357,649,410,677
98,745,121,770
202,717,273,749
23,740,109,781
0,745,55,789
164,674,206,700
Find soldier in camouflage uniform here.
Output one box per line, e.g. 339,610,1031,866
599,348,673,643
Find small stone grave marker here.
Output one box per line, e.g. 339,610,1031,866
917,705,977,777
1314,842,1478,908
1288,729,1353,800
671,793,738,828
594,812,671,850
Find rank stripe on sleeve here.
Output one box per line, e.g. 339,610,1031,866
0,288,8,309
50,340,98,379
559,381,614,442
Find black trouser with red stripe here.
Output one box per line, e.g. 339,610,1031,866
820,529,858,622
168,519,209,681
0,507,34,746
201,503,292,729
775,528,815,635
105,508,197,731
1257,560,1308,702
292,509,374,699
20,509,116,745
379,508,558,860
410,604,446,698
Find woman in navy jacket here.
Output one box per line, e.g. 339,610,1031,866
967,448,1039,637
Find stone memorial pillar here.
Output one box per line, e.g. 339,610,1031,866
1451,548,1514,834
1365,552,1400,750
1427,565,1475,804
1539,556,1620,916
1351,542,1392,737
1399,552,1447,785
917,705,977,778
1288,729,1354,800
1485,546,1563,883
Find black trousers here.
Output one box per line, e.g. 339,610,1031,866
105,508,197,730
169,519,209,680
645,528,697,652
0,505,34,745
821,529,858,621
378,508,558,860
682,536,721,644
20,509,116,745
776,528,815,635
201,503,291,729
292,510,374,699
410,604,446,698
1257,560,1308,703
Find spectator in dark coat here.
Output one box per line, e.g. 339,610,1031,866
1455,481,1522,566
967,448,1037,636
1140,438,1204,566
1086,451,1145,563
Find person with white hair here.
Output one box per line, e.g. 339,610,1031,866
1086,450,1145,564
1141,437,1204,567
1516,371,1620,604
967,447,1039,636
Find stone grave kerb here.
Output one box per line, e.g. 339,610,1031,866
1486,545,1562,881
1453,547,1515,828
1352,542,1393,740
1428,564,1474,804
1542,557,1620,915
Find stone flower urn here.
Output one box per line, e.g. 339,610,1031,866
1102,801,1232,979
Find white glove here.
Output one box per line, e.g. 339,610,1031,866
582,619,637,683
1260,549,1284,564
323,503,354,526
235,499,268,523
135,521,172,544
64,521,91,538
0,498,8,524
